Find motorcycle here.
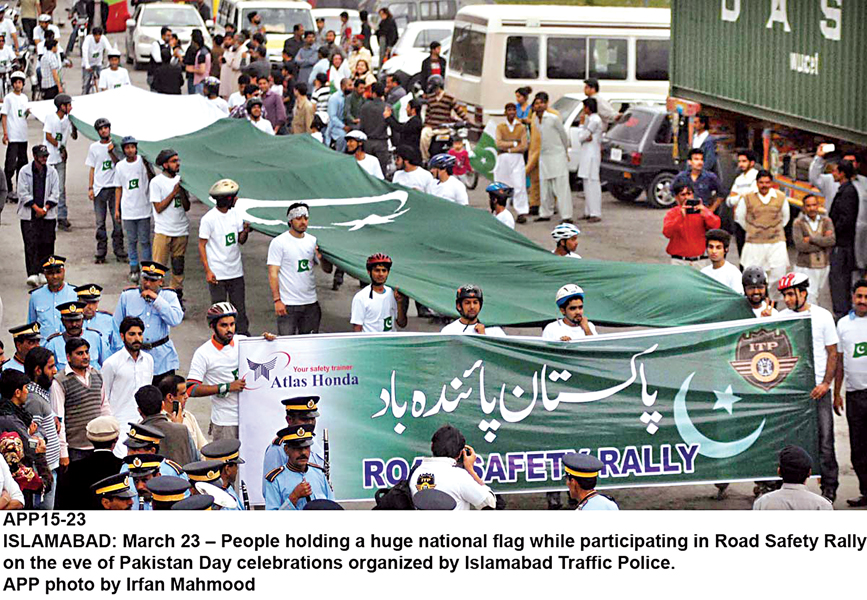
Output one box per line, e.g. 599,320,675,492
66,2,89,58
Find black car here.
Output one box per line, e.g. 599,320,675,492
600,105,680,208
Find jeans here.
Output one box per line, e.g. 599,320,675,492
54,160,67,220
34,467,58,510
82,65,101,94
816,391,839,492
4,141,27,194
847,388,867,495
209,424,239,441
93,187,124,258
208,276,249,335
123,217,152,268
21,219,56,276
277,302,321,335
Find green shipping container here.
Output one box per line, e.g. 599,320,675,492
671,0,867,145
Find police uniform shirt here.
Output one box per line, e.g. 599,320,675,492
45,328,109,370
86,311,122,354
262,438,325,476
29,283,79,340
1,356,24,372
113,287,183,374
225,484,245,510
408,457,496,510
263,464,333,510
579,492,619,511
122,459,188,511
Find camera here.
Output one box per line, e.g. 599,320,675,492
28,438,38,450
685,198,700,214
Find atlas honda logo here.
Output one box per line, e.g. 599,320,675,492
244,352,291,391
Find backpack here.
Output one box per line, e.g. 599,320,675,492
372,464,419,510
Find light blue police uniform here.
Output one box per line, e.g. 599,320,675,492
86,311,122,355
263,439,325,476
45,328,109,370
29,283,78,340
113,288,183,375
263,464,333,510
123,459,188,510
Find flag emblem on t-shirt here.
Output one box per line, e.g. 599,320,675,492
854,342,867,358
129,178,139,190
17,109,22,117
102,159,112,170
174,197,182,207
383,316,393,331
297,259,310,272
225,232,236,246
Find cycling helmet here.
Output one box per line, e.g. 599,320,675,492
366,253,393,271
556,284,585,308
207,302,237,324
54,94,72,108
120,136,138,147
486,182,514,205
94,117,111,130
777,272,809,292
551,222,581,241
426,74,444,94
209,178,240,199
203,76,220,96
742,266,767,288
10,70,25,82
155,148,178,167
246,96,263,111
107,48,121,59
429,154,456,170
345,130,368,141
456,284,483,307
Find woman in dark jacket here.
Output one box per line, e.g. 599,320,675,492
375,8,399,68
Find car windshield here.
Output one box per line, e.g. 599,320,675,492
552,96,581,126
606,110,655,144
242,8,314,34
320,16,361,38
142,7,202,27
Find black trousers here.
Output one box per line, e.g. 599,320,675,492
830,245,856,320
848,389,867,496
5,142,28,194
208,276,249,335
277,302,321,335
21,218,56,276
365,139,389,177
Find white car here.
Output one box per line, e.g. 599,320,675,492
125,2,214,69
311,7,379,65
381,20,452,85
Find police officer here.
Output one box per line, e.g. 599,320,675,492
183,460,224,490
28,255,78,339
146,476,191,510
112,260,183,384
122,453,163,510
121,422,187,479
91,472,137,510
263,423,333,510
262,396,325,475
201,438,245,510
44,301,109,370
2,323,41,372
561,453,618,511
76,283,121,354
172,494,215,510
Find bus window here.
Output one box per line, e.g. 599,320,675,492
547,37,587,80
390,3,417,31
450,25,485,77
505,36,539,80
636,39,669,81
420,0,456,20
589,38,627,80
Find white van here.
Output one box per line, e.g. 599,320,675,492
446,5,670,123
215,0,315,62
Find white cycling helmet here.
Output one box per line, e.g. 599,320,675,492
345,130,368,141
10,70,25,82
556,284,585,307
777,272,809,292
551,222,581,241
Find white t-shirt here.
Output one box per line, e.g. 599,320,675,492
81,34,110,69
199,207,245,280
267,231,318,306
115,156,150,220
250,116,274,135
208,96,229,116
781,306,838,385
542,319,597,341
149,174,189,236
701,261,744,294
408,457,496,510
42,112,71,165
837,314,867,392
84,141,118,194
0,19,16,43
1,92,28,143
552,249,582,259
98,67,131,91
356,154,384,179
228,91,245,109
351,285,399,333
495,210,515,229
752,305,779,318
393,167,434,192
0,45,15,70
441,319,506,337
188,335,246,427
429,176,468,206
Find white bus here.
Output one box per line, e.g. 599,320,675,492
446,5,670,123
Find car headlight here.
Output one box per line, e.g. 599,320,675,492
138,34,156,45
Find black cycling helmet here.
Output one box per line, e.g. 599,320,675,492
742,266,767,288
456,284,483,307
155,148,178,167
426,74,444,94
54,94,72,108
94,117,111,131
246,97,264,111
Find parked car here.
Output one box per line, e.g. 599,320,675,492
599,105,680,208
381,23,451,88
126,2,214,69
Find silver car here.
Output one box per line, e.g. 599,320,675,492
125,2,213,69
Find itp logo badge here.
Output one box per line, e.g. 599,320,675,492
730,329,799,391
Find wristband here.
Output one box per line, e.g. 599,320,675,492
273,298,281,303
217,383,229,397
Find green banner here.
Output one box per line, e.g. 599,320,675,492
238,315,816,504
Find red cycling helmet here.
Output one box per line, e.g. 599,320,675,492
366,253,393,271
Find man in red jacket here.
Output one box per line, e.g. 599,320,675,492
663,180,721,270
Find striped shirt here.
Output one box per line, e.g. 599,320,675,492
39,50,62,89
423,92,464,128
25,383,61,470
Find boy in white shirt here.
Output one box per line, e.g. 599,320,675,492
85,117,124,263
81,27,111,95
427,153,468,206
114,136,151,283
198,179,251,336
391,146,433,191
43,93,75,230
441,285,506,337
98,49,131,91
700,228,744,294
345,131,383,179
246,97,274,135
542,284,597,341
487,182,516,230
726,149,759,255
350,253,406,333
742,266,778,318
149,148,190,301
1,71,30,201
267,202,333,335
0,34,16,71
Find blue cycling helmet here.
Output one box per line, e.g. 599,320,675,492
120,136,138,147
429,153,456,170
486,182,514,205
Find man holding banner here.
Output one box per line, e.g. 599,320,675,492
441,285,505,337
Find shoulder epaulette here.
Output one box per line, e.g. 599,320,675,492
97,310,112,316
265,466,284,482
28,285,45,294
46,332,62,341
164,459,183,475
122,286,138,292
85,327,103,337
307,462,325,472
271,436,280,446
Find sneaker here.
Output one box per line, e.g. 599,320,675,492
94,256,106,265
26,274,40,288
534,216,551,222
38,273,47,286
586,216,602,223
116,253,129,263
516,214,527,224
821,488,836,503
846,495,867,507
57,219,71,231
129,270,140,284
